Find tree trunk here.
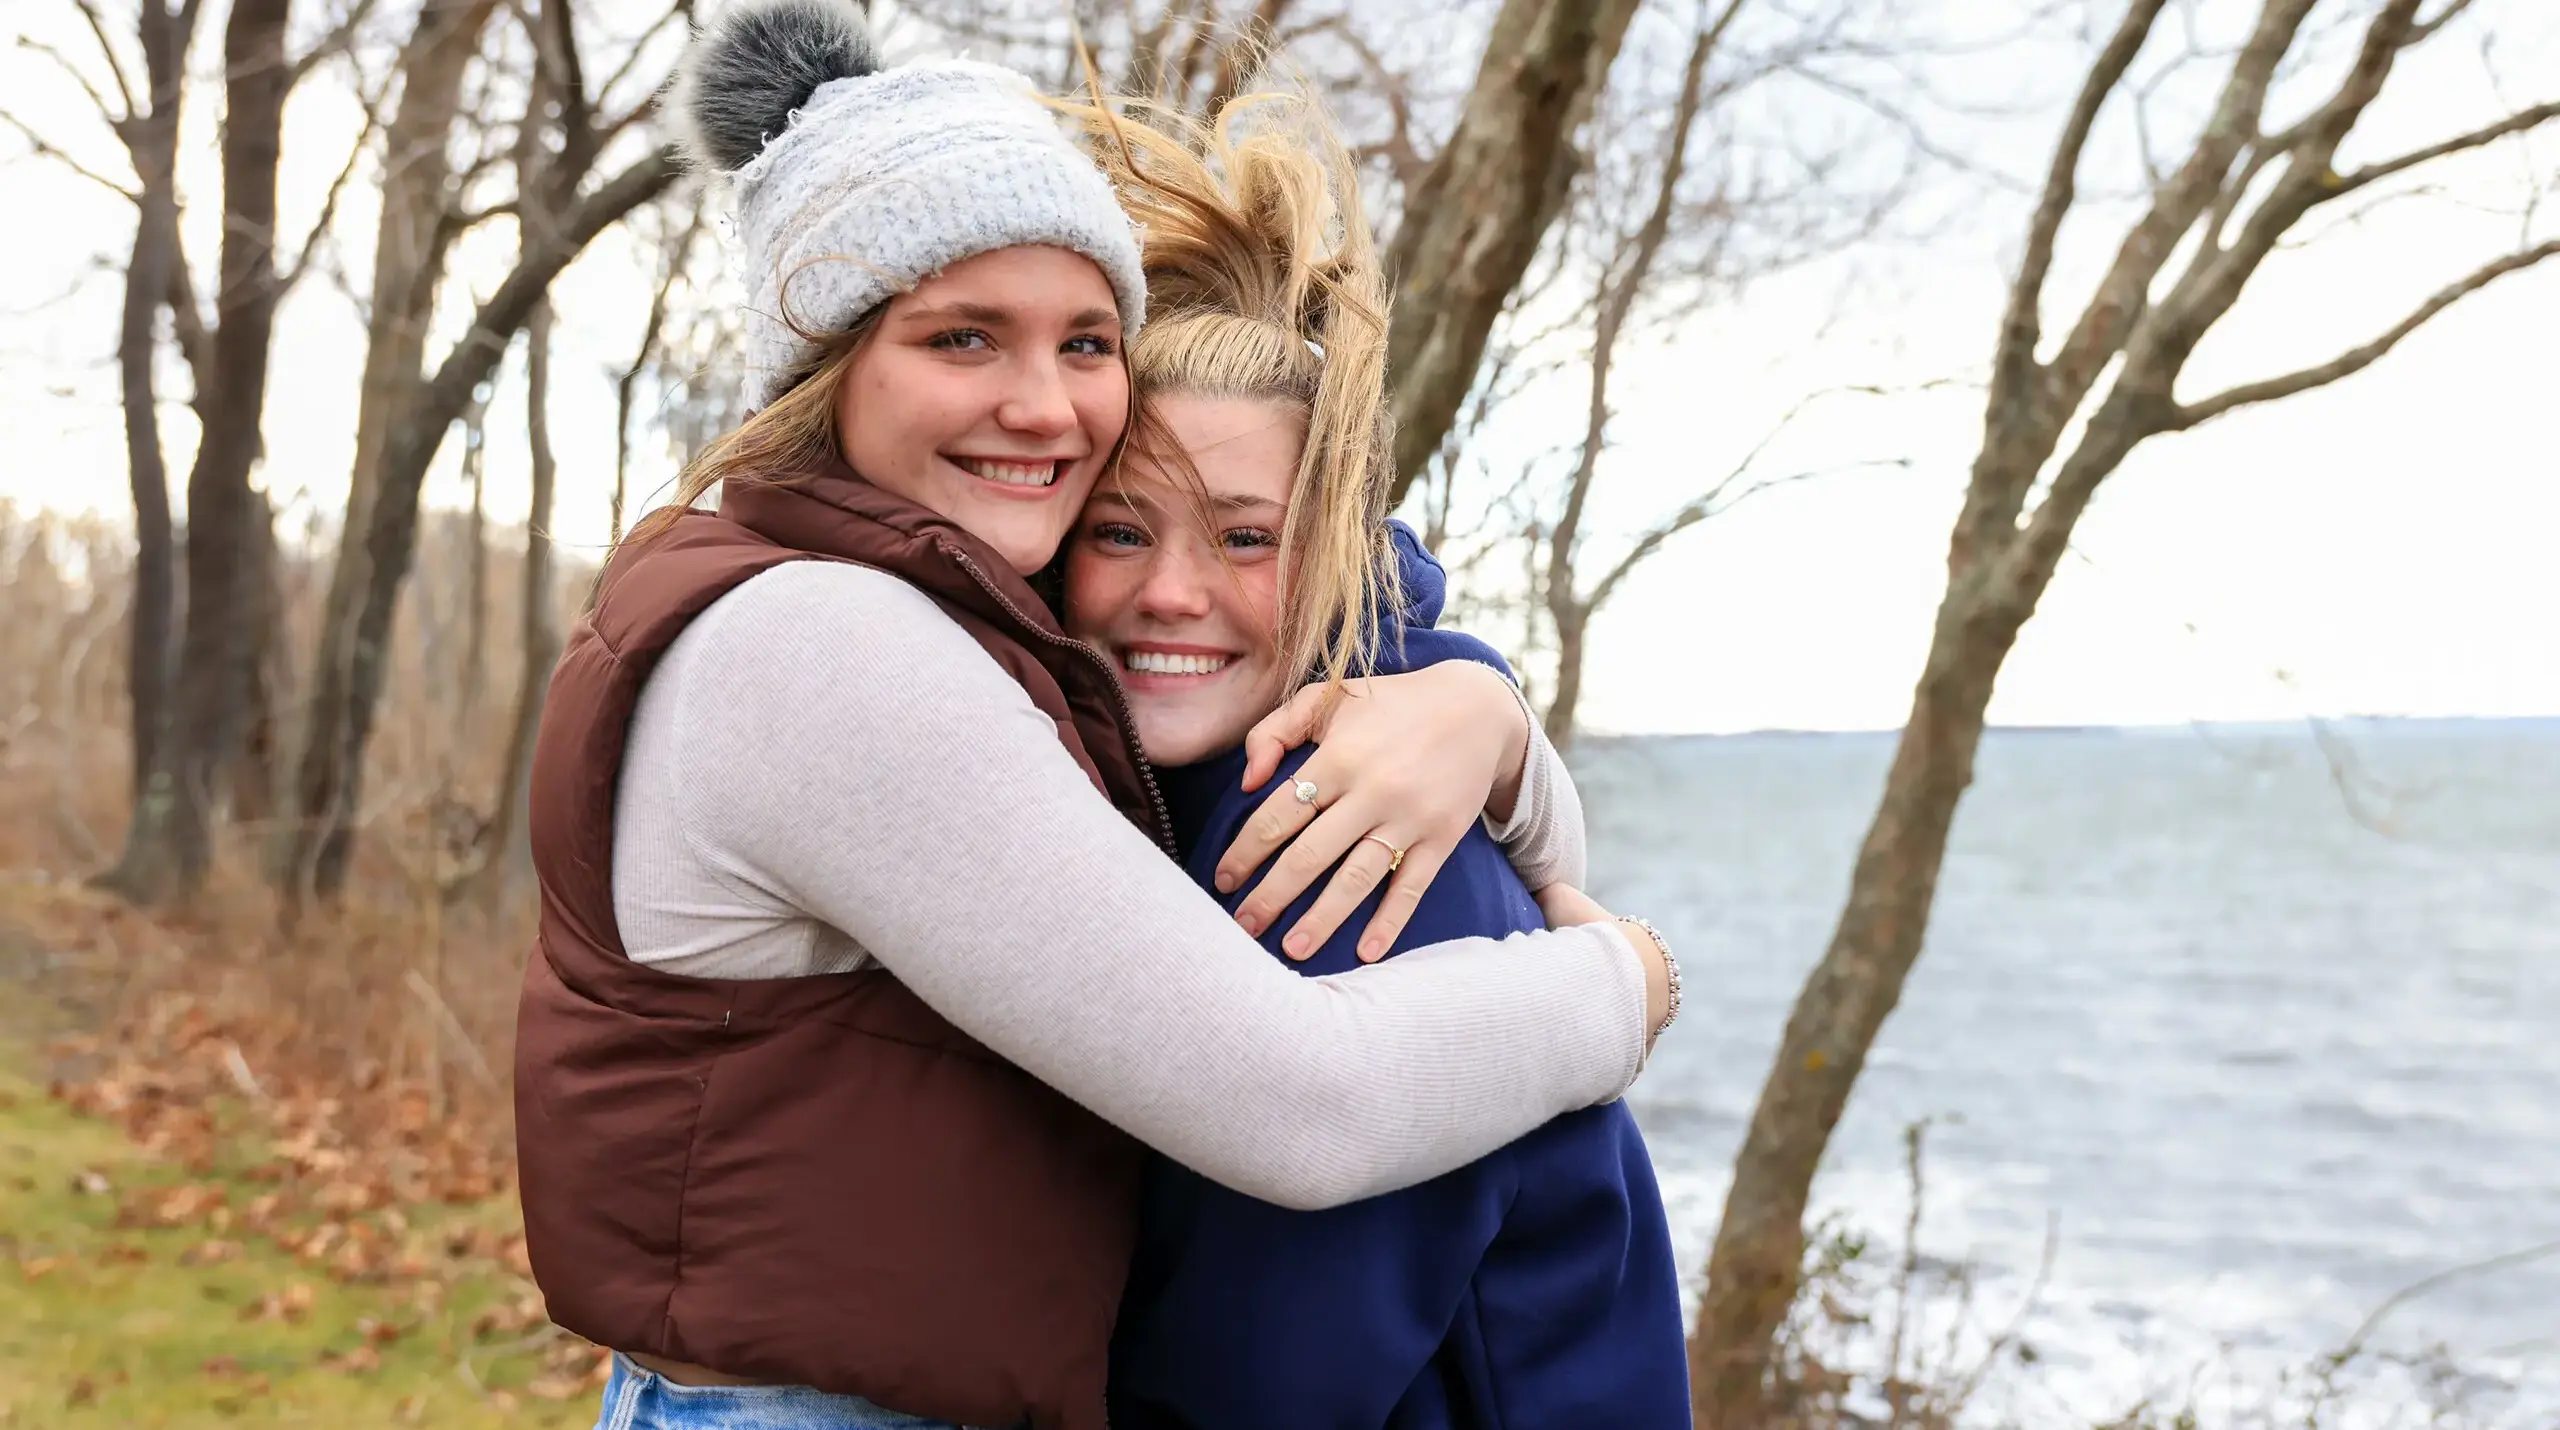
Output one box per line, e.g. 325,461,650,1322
104,0,294,904
289,146,681,899
1383,0,1640,502
274,0,500,899
1687,562,2023,1425
1543,607,1586,751
459,394,491,726
110,3,200,810
1689,398,2159,1426
228,491,285,831
472,302,562,909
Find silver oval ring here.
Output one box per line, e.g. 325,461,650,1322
1292,778,1321,806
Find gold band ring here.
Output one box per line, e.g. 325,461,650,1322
1358,834,1406,871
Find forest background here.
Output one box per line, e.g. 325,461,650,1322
0,0,2554,1425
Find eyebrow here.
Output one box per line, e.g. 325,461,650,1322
898,301,1120,330
1088,490,1286,516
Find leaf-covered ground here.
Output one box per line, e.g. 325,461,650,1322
0,1056,602,1428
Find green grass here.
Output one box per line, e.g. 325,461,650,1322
0,1063,591,1429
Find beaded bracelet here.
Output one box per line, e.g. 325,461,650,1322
1619,916,1682,1039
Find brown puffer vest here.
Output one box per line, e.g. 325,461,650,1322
513,461,1169,1429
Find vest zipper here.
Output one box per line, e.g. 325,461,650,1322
944,545,1180,858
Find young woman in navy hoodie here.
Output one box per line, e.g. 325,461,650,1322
1061,89,1691,1429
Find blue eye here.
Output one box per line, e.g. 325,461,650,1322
1092,522,1148,549
928,329,993,351
1065,334,1119,357
1224,528,1278,552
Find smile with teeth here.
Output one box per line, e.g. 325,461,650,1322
954,455,1065,488
1124,650,1230,677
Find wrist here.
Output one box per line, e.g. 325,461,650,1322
1617,916,1681,1048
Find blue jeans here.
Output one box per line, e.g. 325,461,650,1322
593,1353,989,1430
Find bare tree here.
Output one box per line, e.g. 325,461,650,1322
7,1,209,800
1449,0,1929,745
611,204,708,544
1384,0,1644,500
1535,0,1739,745
9,0,383,903
278,0,689,901
99,0,361,901
1690,5,2560,1424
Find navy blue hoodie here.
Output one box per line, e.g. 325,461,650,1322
1108,524,1690,1429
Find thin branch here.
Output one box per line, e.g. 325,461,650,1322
1583,381,1953,612
1992,0,2168,393
2168,237,2560,428
288,0,386,83
2043,0,2319,415
2405,0,2478,46
20,37,126,129
593,0,692,111
70,0,139,117
2339,1238,2560,1360
279,100,381,295
0,109,138,201
2332,99,2560,198
1587,457,1907,615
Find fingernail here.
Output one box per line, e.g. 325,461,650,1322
1237,912,1261,936
1357,937,1382,962
1215,871,1237,893
1282,931,1308,958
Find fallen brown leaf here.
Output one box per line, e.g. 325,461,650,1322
318,1345,382,1375
178,1239,242,1266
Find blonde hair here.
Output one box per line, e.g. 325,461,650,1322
624,301,880,548
1066,82,1399,693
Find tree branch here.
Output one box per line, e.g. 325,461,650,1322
2168,237,2560,430
20,36,127,130
1587,457,1905,615
593,0,691,112
2042,0,2319,416
1991,0,2167,399
2332,99,2560,198
279,100,381,295
403,146,685,479
2405,0,2477,45
70,0,139,118
1547,0,1734,618
1585,381,1940,611
288,0,385,84
0,108,138,200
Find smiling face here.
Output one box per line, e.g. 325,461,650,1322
835,245,1129,575
1063,393,1303,766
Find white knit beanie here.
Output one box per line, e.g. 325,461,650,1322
672,0,1146,407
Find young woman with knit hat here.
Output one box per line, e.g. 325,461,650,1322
511,4,1679,1429
1056,90,1690,1429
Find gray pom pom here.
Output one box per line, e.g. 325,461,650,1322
673,0,878,173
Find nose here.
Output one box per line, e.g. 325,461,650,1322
1132,537,1216,624
996,351,1079,441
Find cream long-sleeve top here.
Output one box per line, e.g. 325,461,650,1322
608,561,1649,1212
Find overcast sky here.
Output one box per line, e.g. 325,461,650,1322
3,1,2553,735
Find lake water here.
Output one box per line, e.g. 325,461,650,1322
1589,722,2560,1427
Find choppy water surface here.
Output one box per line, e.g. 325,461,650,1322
1590,723,2560,1425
